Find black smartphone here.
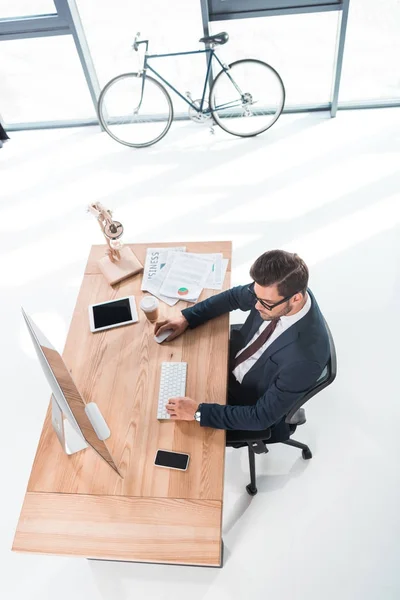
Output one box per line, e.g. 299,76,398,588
154,449,190,471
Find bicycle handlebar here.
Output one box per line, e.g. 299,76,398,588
132,32,141,51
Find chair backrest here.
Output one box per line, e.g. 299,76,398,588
285,319,337,424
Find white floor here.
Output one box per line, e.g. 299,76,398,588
1,108,400,600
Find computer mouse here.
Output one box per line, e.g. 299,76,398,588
154,329,173,343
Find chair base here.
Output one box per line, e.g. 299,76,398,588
246,483,258,496
281,438,312,459
245,438,312,495
247,446,258,495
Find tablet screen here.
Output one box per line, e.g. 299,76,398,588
92,298,133,330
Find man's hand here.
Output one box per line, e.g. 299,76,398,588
166,396,198,421
154,315,189,342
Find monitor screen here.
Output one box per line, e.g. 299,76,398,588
93,298,133,330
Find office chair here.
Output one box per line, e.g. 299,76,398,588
226,321,337,496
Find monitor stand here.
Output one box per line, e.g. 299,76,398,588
51,395,88,455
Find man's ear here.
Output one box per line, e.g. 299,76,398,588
293,292,304,304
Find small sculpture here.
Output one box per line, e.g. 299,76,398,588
87,202,143,285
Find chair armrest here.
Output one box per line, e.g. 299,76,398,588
287,408,306,426
226,428,271,445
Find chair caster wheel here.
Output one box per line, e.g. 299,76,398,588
246,484,258,496
302,448,312,460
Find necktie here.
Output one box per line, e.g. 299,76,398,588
232,318,280,370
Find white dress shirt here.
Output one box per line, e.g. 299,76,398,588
232,293,312,384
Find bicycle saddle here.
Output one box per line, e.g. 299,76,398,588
199,32,229,46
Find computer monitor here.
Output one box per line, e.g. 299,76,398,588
22,308,120,475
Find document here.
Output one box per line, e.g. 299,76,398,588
205,258,229,290
141,247,186,291
141,247,186,306
183,252,224,289
159,253,214,302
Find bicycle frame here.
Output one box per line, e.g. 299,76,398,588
135,39,244,114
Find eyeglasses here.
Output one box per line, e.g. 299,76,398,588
248,284,294,312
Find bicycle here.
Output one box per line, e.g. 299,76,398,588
97,31,285,148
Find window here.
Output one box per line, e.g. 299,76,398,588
2,36,95,124
0,1,56,18
76,0,206,113
339,0,400,103
210,11,338,107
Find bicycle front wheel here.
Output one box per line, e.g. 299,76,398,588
98,73,173,148
210,59,285,138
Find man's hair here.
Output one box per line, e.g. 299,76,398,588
249,250,309,297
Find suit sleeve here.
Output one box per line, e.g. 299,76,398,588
181,283,255,329
199,360,323,430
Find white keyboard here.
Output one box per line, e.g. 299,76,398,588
157,362,187,420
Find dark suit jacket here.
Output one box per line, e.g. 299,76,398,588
181,284,330,431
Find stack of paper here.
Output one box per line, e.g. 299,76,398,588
159,253,214,302
193,253,229,290
207,258,229,290
141,247,229,305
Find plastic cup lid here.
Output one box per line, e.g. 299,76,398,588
140,296,158,310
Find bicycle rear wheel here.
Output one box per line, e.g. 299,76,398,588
98,73,173,148
210,59,285,138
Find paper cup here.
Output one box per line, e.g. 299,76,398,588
140,296,159,322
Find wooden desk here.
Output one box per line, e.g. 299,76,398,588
13,241,231,567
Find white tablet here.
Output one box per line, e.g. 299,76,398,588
88,296,138,333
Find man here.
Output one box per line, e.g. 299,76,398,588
154,250,330,437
